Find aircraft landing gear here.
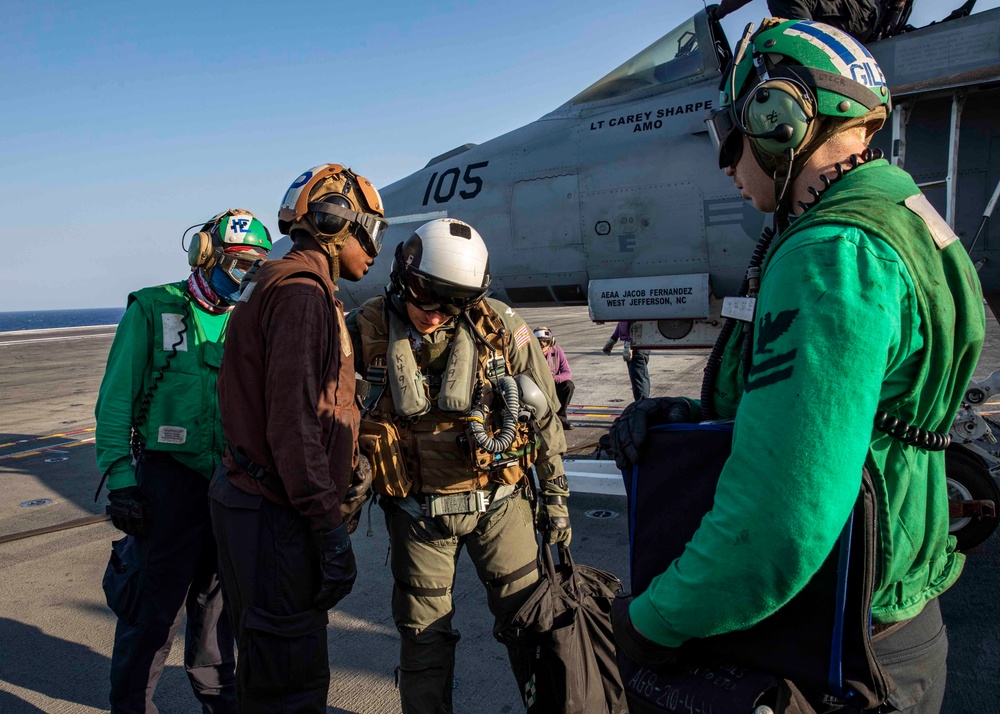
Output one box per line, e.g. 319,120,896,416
946,444,1000,551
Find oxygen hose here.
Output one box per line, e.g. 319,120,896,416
467,376,520,454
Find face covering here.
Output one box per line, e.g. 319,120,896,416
209,267,242,305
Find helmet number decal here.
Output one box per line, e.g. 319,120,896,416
223,216,251,244
421,161,489,206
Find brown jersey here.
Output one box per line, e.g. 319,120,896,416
218,247,359,531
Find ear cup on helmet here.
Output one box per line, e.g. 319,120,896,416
310,195,352,238
742,79,816,158
187,231,216,269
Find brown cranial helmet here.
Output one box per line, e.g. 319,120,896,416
277,163,387,278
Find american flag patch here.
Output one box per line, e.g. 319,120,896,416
514,324,531,350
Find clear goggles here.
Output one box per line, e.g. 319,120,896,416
308,200,388,258
405,271,486,317
216,247,266,283
705,106,744,169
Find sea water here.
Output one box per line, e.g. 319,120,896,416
0,308,126,333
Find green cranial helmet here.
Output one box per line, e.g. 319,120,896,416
212,210,272,252
707,18,891,171
186,209,272,275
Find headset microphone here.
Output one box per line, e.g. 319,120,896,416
743,124,796,142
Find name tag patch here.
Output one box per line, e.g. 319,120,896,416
158,425,187,445
721,296,756,322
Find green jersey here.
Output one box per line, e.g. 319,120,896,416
630,160,985,647
95,282,229,490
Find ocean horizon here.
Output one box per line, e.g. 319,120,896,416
0,307,126,333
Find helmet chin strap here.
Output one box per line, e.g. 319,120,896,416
324,245,341,282
313,229,353,282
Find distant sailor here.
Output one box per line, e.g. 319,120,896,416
348,218,570,713
611,18,984,712
95,209,271,714
535,325,576,430
602,320,650,402
209,164,386,713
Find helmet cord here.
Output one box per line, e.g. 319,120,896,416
701,148,884,417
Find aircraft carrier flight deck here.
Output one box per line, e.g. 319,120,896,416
1,306,997,713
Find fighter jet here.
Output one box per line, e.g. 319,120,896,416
330,5,1000,545
332,5,1000,354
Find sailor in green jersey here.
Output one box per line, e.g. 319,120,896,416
95,209,271,714
610,19,984,712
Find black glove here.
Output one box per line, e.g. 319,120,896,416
602,338,616,356
609,397,695,470
313,523,358,611
536,475,572,546
612,596,678,668
106,486,150,537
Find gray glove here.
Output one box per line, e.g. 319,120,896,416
602,338,616,355
107,486,150,537
313,523,357,610
609,397,696,470
536,475,572,546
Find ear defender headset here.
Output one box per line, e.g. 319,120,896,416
186,212,229,270
742,77,817,160
727,24,818,173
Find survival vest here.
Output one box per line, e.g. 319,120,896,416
127,281,226,477
355,296,537,495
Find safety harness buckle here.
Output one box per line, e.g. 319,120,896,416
365,363,387,386
421,491,490,517
486,354,507,379
418,484,519,517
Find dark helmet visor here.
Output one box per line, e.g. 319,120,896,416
706,106,743,169
405,271,487,315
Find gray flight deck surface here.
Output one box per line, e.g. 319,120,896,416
0,307,998,713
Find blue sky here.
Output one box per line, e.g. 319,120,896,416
2,0,995,310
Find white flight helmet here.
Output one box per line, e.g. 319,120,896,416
391,218,491,315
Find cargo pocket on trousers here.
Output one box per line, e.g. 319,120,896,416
102,537,143,625
243,605,330,694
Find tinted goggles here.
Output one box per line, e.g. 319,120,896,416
405,272,485,316
308,200,388,258
216,248,266,283
705,106,744,169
